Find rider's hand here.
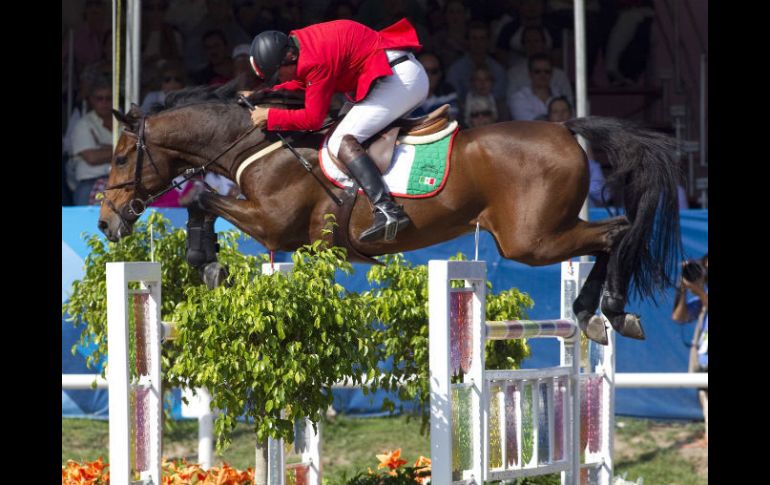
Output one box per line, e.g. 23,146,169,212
251,106,269,127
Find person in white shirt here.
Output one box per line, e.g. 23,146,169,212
506,26,573,108
508,53,554,121
70,77,114,205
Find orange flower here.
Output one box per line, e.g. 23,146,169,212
62,458,109,485
413,455,432,484
376,448,408,471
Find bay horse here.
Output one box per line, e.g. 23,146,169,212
98,83,682,345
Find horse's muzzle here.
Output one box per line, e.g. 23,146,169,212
98,216,133,242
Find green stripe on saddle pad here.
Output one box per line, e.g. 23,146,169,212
404,133,452,195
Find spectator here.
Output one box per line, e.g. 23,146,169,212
508,52,554,121
506,26,573,108
233,0,269,37
411,52,460,120
464,93,497,129
428,0,470,69
671,253,708,446
445,21,507,105
140,61,188,112
184,0,250,73
546,96,611,207
67,0,110,77
463,66,509,127
141,0,184,71
70,77,114,206
191,29,234,86
496,0,555,68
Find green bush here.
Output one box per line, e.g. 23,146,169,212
368,253,533,433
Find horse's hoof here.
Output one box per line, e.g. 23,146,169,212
202,262,229,289
613,313,646,340
584,315,608,345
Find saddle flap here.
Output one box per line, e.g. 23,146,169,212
363,126,400,173
329,126,399,176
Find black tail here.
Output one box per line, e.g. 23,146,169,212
565,116,683,300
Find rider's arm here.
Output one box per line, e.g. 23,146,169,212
266,64,335,132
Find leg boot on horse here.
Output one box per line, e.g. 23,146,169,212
185,197,229,290
338,135,411,242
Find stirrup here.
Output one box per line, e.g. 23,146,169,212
360,204,410,242
380,208,399,241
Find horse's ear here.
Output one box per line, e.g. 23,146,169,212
112,105,143,132
128,103,144,120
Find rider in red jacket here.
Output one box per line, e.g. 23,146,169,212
247,19,429,242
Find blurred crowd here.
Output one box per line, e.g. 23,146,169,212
63,0,674,208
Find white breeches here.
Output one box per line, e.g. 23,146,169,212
328,49,430,158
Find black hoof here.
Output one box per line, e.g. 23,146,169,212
611,313,646,340
202,262,229,289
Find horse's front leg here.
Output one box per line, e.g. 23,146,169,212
184,195,229,289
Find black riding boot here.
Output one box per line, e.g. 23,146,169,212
338,135,410,242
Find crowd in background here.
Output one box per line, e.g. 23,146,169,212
63,0,677,208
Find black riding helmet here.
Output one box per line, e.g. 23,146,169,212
249,31,291,84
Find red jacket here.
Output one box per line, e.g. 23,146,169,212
266,19,422,132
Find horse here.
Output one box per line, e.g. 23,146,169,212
98,82,682,345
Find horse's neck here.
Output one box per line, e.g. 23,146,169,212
158,106,252,176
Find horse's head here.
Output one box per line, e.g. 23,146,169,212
98,104,179,241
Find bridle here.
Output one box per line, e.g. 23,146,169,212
102,95,343,231
103,114,260,228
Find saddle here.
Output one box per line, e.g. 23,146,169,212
329,104,451,174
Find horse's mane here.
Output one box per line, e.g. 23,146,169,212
147,76,305,114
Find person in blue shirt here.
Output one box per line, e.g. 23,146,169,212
672,252,708,444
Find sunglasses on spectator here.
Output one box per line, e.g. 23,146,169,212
163,75,182,82
471,110,492,117
91,95,112,102
426,68,441,75
532,69,552,74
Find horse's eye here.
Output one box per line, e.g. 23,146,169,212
116,155,127,166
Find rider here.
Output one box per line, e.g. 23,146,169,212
247,18,428,242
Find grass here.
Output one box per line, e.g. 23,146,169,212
62,414,706,484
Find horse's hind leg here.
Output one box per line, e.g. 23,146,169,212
567,217,630,345
572,253,611,344
601,237,646,340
